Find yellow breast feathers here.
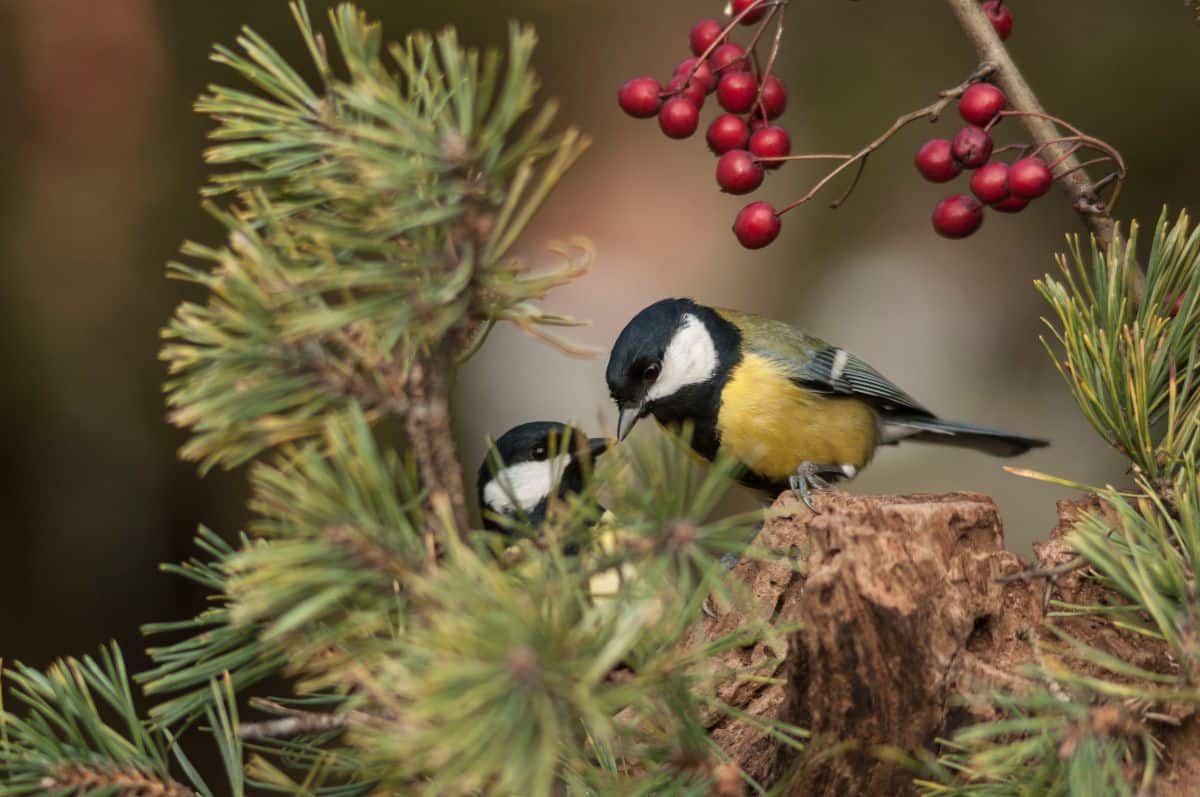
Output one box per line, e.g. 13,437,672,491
716,352,878,481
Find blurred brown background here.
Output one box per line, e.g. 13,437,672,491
0,0,1196,682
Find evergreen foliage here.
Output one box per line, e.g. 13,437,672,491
2,4,785,794
0,645,244,797
916,210,1200,795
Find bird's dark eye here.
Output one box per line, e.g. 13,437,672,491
643,361,661,381
531,445,548,460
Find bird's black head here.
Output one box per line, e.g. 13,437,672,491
476,421,610,534
605,298,741,441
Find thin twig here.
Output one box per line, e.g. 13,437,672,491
237,711,354,740
1091,171,1121,194
830,154,869,209
753,2,787,111
1056,155,1114,179
742,2,782,63
996,555,1088,583
776,63,995,215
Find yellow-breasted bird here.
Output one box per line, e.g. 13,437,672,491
605,298,1047,509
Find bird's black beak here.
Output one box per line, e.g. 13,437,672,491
616,405,643,441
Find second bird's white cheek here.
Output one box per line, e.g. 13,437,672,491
482,454,573,514
645,313,718,404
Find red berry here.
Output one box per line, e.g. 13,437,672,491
717,72,758,114
716,149,764,194
734,201,781,249
992,195,1029,213
759,75,787,119
748,124,790,168
983,1,1013,40
707,113,750,154
969,162,1010,204
958,83,1007,126
658,97,699,139
1008,157,1053,198
710,43,749,73
618,77,662,118
932,195,984,239
690,19,724,57
674,57,716,93
915,139,962,183
732,0,767,25
747,115,768,132
667,73,706,108
951,126,994,168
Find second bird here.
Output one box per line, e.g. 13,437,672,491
606,298,1047,509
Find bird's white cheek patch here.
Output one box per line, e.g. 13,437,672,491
482,454,572,514
646,313,718,403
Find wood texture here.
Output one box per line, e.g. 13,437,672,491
691,490,1199,795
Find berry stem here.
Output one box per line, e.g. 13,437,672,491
997,114,1127,208
752,3,787,108
686,0,788,87
761,153,853,162
1045,141,1084,171
1054,155,1114,179
776,63,995,216
990,143,1032,158
831,155,869,209
743,3,781,61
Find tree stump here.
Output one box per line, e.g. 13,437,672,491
693,490,1199,796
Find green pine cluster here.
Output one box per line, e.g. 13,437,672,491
0,4,792,795
915,211,1200,796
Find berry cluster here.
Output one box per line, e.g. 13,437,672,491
617,0,1116,250
915,82,1053,238
617,0,792,249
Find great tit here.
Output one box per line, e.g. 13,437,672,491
476,422,632,599
476,421,610,535
605,298,1048,510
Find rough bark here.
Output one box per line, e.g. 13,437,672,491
692,490,1200,796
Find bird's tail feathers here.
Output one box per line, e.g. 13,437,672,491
883,416,1048,458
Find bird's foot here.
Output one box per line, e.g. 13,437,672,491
788,461,837,513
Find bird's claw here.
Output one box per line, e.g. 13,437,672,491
789,462,834,513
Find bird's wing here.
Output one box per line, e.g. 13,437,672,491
714,308,933,416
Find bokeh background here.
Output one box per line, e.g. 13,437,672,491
1,0,1196,697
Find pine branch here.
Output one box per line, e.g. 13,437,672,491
138,528,286,729
164,6,591,473
1036,209,1200,480
0,645,244,796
